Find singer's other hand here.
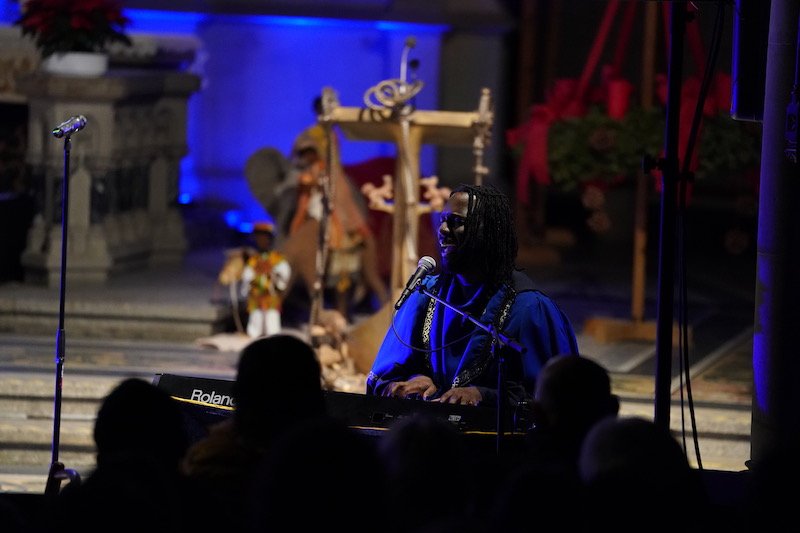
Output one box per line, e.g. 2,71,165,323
434,386,482,406
382,375,437,400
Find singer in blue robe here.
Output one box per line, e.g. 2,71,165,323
366,183,579,408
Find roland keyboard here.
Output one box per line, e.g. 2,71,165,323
152,373,527,435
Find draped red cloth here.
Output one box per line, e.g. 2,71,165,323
650,2,733,205
652,72,733,203
506,79,588,204
506,102,555,199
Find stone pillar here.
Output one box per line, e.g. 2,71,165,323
15,70,200,286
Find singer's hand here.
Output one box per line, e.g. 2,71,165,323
382,375,437,401
434,386,482,406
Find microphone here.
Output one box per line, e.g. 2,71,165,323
400,35,417,84
395,256,436,310
52,116,87,138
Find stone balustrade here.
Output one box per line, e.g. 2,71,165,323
15,70,201,285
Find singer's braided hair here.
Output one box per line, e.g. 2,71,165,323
451,183,518,286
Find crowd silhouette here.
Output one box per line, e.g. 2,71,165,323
45,377,201,533
181,334,327,532
0,336,772,533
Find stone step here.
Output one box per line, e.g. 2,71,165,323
0,299,230,343
0,415,96,469
618,400,751,471
0,373,119,399
619,400,752,438
0,373,115,471
1,315,224,344
0,398,98,419
0,253,234,343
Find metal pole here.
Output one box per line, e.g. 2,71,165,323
44,114,86,497
654,2,688,431
44,134,72,497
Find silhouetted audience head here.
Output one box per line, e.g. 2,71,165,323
0,495,28,533
377,413,480,533
488,355,616,532
53,378,197,533
233,333,325,444
534,354,619,426
578,416,709,531
526,354,619,465
489,460,586,533
180,334,327,532
94,377,188,470
248,417,385,533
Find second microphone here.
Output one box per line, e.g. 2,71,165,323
394,256,436,310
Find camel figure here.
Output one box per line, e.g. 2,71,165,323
244,125,389,324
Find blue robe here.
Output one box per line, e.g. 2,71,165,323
367,270,580,407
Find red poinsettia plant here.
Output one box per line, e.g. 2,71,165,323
14,0,131,59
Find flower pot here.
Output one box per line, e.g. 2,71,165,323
40,52,109,77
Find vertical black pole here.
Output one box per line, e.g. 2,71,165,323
45,134,71,497
496,349,506,456
654,2,687,431
750,0,800,465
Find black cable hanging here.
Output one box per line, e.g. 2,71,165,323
675,0,728,471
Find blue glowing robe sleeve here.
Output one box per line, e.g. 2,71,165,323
366,277,438,396
502,285,580,394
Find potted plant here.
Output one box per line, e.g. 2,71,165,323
14,0,131,76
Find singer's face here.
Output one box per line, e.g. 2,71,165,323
438,192,470,273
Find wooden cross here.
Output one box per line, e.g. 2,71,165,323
317,85,492,373
319,86,493,296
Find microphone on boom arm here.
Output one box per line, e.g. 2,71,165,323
394,256,436,310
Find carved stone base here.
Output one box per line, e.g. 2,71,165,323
21,217,112,285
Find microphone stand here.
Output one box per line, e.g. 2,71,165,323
44,131,81,497
417,286,525,456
